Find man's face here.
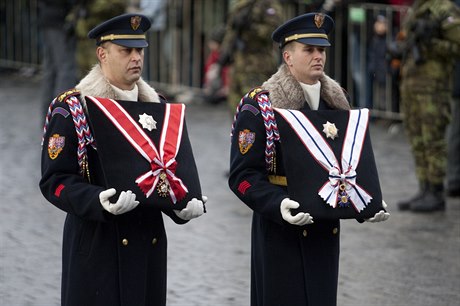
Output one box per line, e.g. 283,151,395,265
283,41,327,84
98,42,144,90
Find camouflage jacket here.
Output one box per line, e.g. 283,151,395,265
401,0,460,81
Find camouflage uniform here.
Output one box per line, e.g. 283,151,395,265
398,0,460,211
220,0,283,113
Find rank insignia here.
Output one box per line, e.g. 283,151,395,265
48,134,65,159
239,129,255,154
238,180,251,195
322,121,338,139
248,87,263,99
57,88,80,103
240,104,260,116
51,106,70,118
138,113,157,131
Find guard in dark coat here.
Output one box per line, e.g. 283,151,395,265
228,13,389,306
39,14,205,306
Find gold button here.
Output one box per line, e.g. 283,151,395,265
332,228,338,235
122,238,128,246
302,230,308,237
152,238,158,245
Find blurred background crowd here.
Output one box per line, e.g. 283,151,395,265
1,0,459,202
1,0,414,116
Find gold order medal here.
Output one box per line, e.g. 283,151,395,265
338,182,350,207
157,172,170,197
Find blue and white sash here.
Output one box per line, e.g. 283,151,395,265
275,108,373,212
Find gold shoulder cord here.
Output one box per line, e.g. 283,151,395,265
271,151,277,174
82,155,91,183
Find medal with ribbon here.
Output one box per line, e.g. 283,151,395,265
275,108,373,212
87,96,188,204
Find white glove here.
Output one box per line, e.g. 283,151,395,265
365,200,390,223
99,188,140,215
280,198,314,226
174,197,205,220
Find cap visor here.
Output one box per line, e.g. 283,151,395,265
112,39,148,48
297,37,331,47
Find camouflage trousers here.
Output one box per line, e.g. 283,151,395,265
400,80,451,185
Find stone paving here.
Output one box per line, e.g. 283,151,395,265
1,72,459,306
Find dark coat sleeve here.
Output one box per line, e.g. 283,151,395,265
39,100,110,222
228,96,287,225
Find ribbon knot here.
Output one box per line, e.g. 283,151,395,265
137,157,186,202
326,167,359,207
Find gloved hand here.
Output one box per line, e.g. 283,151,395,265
280,198,314,226
365,200,390,223
174,197,205,220
99,188,139,215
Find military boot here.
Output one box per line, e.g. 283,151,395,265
397,181,428,211
410,184,445,212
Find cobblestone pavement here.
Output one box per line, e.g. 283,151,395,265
1,72,459,306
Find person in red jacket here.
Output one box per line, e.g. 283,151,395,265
202,26,230,104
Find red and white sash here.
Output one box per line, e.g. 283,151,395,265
275,108,372,212
87,96,188,203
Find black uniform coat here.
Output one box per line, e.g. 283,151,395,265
40,65,188,306
228,64,351,306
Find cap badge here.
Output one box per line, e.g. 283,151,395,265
314,14,325,29
322,121,338,139
130,16,142,30
139,113,157,131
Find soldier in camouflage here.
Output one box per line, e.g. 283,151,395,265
218,0,283,113
397,0,460,212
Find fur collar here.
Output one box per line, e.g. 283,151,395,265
261,64,350,110
75,65,160,103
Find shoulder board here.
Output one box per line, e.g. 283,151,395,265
247,87,268,100
57,88,81,103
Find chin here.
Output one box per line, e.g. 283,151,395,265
129,74,142,82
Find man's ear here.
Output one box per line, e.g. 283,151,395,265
96,46,107,62
283,50,291,66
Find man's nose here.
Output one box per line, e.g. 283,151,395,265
313,50,323,59
131,50,142,61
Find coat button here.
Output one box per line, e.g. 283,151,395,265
152,238,158,245
302,229,308,237
122,238,129,246
332,227,339,235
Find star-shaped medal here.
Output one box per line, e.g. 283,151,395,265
322,121,338,139
138,113,157,131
